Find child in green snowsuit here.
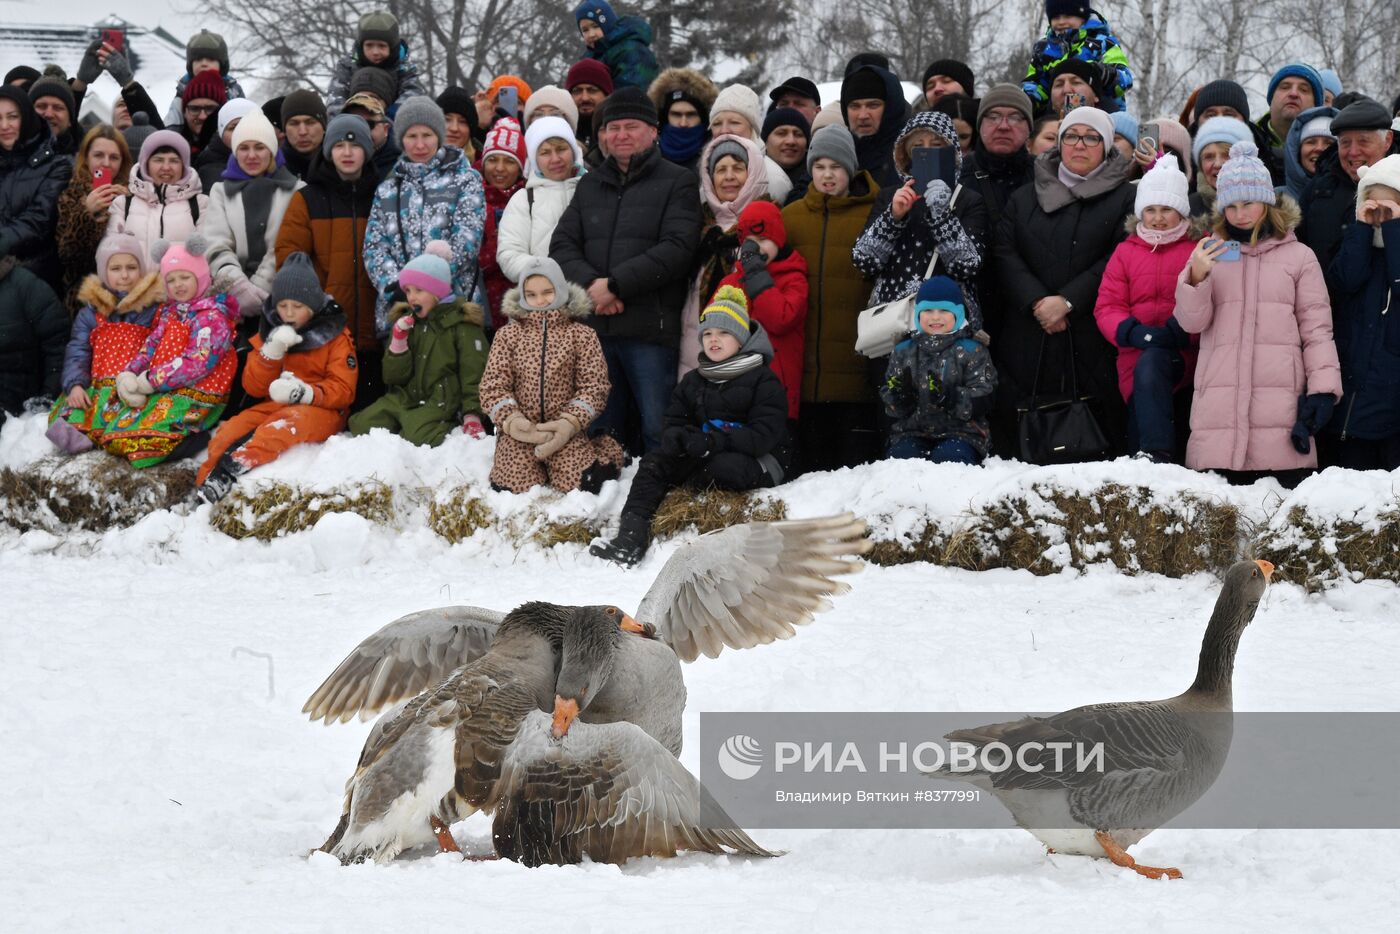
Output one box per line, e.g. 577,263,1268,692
347,240,488,446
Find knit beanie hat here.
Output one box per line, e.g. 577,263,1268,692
394,96,446,147
597,86,657,127
1044,0,1090,21
216,98,259,138
516,256,571,311
807,124,858,176
97,232,149,284
262,97,286,132
488,75,533,107
1356,155,1400,202
810,101,845,133
845,52,892,76
1152,117,1193,182
1192,116,1253,166
154,234,212,298
1267,64,1324,107
231,106,279,155
565,58,613,95
185,29,229,74
1057,106,1114,146
707,138,750,176
482,117,526,168
1109,111,1138,143
710,84,763,139
921,59,974,96
1318,69,1342,100
271,252,328,311
1135,155,1190,218
122,113,158,154
139,129,191,174
348,67,397,109
574,1,618,32
524,115,583,175
4,65,41,88
523,85,579,134
1299,113,1336,143
1214,141,1276,210
182,69,227,106
1192,79,1250,122
436,87,474,123
913,275,967,333
323,113,373,159
398,240,454,300
736,201,786,249
700,285,751,343
841,67,888,106
977,83,1033,126
281,89,327,127
28,77,75,121
761,107,811,143
356,11,400,52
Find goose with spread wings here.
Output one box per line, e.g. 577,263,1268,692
307,514,869,865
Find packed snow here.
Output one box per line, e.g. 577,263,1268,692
2,415,1396,931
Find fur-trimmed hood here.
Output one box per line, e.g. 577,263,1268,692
1207,192,1303,238
76,271,165,318
499,281,592,322
648,67,719,118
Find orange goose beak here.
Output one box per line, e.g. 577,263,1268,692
552,695,580,739
1254,559,1274,580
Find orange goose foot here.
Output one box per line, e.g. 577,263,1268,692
430,817,461,854
1094,831,1183,880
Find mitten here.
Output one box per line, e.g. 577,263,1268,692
462,414,485,439
683,428,720,459
1290,393,1335,454
1116,317,1171,350
260,325,303,361
926,370,950,409
389,307,416,353
269,373,314,405
533,415,582,460
76,40,103,84
1162,317,1191,349
501,412,552,444
231,279,268,318
660,426,688,457
924,179,953,218
104,49,134,86
116,370,154,408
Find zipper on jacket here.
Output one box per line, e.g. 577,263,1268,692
815,201,830,394
538,317,549,420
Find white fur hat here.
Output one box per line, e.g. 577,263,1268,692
524,116,583,177
709,84,763,141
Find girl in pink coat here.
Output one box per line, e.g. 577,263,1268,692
1174,141,1341,481
1094,157,1201,463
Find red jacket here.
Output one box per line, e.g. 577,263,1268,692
479,179,526,331
1094,231,1200,401
716,248,809,418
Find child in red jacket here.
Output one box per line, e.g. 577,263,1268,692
714,200,808,418
1093,157,1200,463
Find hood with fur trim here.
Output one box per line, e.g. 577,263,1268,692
1209,192,1302,239
648,67,719,120
76,271,165,319
500,281,592,322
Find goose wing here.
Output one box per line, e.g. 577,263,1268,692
303,606,506,724
636,514,870,662
489,711,778,865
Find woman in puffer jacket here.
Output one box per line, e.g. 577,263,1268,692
495,116,584,287
106,129,208,270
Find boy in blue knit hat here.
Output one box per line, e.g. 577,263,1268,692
573,1,659,91
880,276,997,464
1023,1,1133,115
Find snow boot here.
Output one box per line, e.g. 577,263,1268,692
589,512,651,567
197,451,248,504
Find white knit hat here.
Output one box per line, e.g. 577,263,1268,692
524,115,583,176
1356,154,1400,200
1298,114,1335,142
1134,155,1191,218
709,84,763,141
216,99,259,139
1057,107,1115,150
522,84,579,134
230,106,279,155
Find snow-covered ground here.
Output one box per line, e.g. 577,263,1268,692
2,416,1397,931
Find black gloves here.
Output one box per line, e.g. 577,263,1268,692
1291,393,1335,455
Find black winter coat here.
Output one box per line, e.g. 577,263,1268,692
0,256,68,417
961,146,1034,339
666,347,789,462
196,137,231,194
1298,149,1357,273
993,150,1135,440
549,145,701,348
0,124,74,294
1324,219,1400,441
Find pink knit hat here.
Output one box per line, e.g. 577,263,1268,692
398,240,454,299
96,232,149,285
154,235,212,298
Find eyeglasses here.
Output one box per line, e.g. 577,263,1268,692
1061,132,1104,148
983,113,1028,127
185,104,218,115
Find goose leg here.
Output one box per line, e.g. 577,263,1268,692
1093,831,1182,880
431,816,461,854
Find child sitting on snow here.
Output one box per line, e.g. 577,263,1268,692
880,276,996,464
347,240,488,447
197,253,359,503
1023,1,1133,115
46,233,165,454
479,257,624,494
326,10,426,117
97,235,239,468
590,285,791,567
573,1,659,92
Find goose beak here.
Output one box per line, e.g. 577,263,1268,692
1254,559,1274,580
552,695,580,739
618,612,651,637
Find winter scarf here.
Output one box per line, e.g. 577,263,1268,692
219,165,300,274
696,320,776,377
660,124,707,164
1136,218,1190,249
699,134,768,230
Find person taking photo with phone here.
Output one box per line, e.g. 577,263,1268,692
56,126,133,311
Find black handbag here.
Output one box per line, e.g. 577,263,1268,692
1016,325,1111,465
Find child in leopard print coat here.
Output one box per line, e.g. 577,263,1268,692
479,256,624,493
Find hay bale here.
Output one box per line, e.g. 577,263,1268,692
533,519,602,548
650,487,786,537
0,453,196,533
210,481,395,541
1253,500,1400,592
426,486,495,543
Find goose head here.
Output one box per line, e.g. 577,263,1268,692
551,605,645,739
1189,559,1273,697
1219,559,1273,626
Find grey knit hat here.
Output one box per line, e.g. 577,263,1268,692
270,252,329,311
516,256,570,311
707,138,750,176
394,96,446,148
806,124,857,176
323,113,374,159
699,284,752,344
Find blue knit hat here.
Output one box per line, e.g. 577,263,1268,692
1317,69,1342,100
574,1,619,37
912,276,966,333
399,240,454,300
1214,141,1276,211
1266,64,1324,108
1109,111,1139,143
1192,116,1253,167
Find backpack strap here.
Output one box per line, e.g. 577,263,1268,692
189,196,200,225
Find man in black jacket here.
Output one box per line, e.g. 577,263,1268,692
1299,98,1394,272
549,86,701,454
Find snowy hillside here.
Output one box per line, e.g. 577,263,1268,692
2,413,1396,931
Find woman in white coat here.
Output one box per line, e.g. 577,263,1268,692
495,116,584,287
106,130,208,268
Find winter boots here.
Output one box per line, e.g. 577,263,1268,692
589,512,651,567
197,450,248,504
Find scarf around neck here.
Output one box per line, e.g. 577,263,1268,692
660,124,707,164
1136,218,1191,249
697,351,765,382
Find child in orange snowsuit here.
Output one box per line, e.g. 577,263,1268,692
197,252,358,502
